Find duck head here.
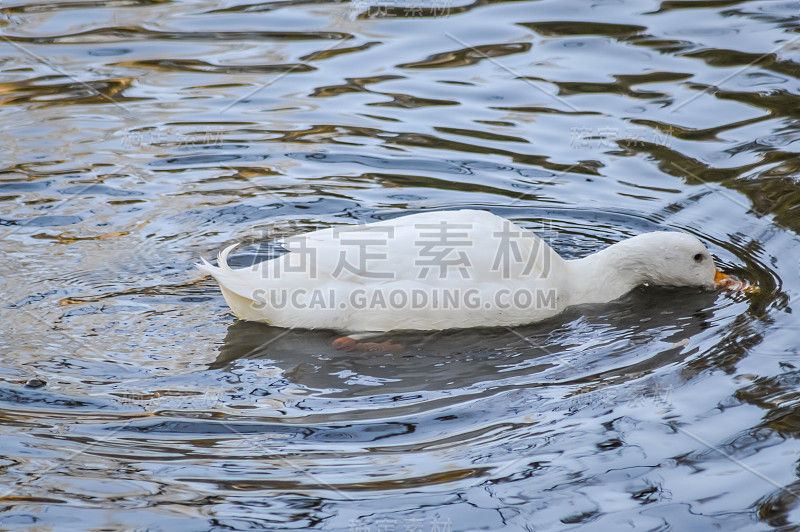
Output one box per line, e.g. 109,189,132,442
612,232,753,292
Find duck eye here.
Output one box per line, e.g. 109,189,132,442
693,253,704,263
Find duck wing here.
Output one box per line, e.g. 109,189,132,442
274,209,560,285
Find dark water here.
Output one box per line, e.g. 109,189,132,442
1,0,800,530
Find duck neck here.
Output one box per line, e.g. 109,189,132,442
563,242,650,307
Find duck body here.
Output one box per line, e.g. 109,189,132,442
198,210,723,332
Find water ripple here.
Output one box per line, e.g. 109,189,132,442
1,0,799,529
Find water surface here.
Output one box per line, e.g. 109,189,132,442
1,0,800,530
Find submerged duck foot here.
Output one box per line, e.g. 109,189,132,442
332,336,403,353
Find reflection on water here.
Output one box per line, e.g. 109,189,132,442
215,286,718,395
2,0,800,529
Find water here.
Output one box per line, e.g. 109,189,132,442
1,0,799,529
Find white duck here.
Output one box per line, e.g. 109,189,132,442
198,209,746,334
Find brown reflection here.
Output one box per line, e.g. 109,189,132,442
618,137,800,232
0,1,169,16
0,76,141,108
210,0,529,19
628,116,769,142
112,59,315,74
732,364,800,526
300,41,382,61
490,105,601,116
1,26,353,44
191,467,490,492
311,75,458,108
0,495,65,504
682,48,800,80
432,126,529,144
310,75,405,98
520,76,669,100
209,0,354,14
31,221,148,245
397,43,531,69
516,72,694,102
519,21,646,38
387,132,602,174
369,93,458,108
756,480,800,530
58,276,208,306
628,37,696,54
648,0,750,14
359,171,548,202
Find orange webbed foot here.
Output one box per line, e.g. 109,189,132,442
333,336,403,353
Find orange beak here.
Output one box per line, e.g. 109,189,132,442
714,268,758,293
714,269,733,288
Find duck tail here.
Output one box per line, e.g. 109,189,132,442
197,243,271,321
196,243,240,278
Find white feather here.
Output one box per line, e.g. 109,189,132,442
197,209,721,332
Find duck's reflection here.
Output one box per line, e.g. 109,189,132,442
211,286,721,397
